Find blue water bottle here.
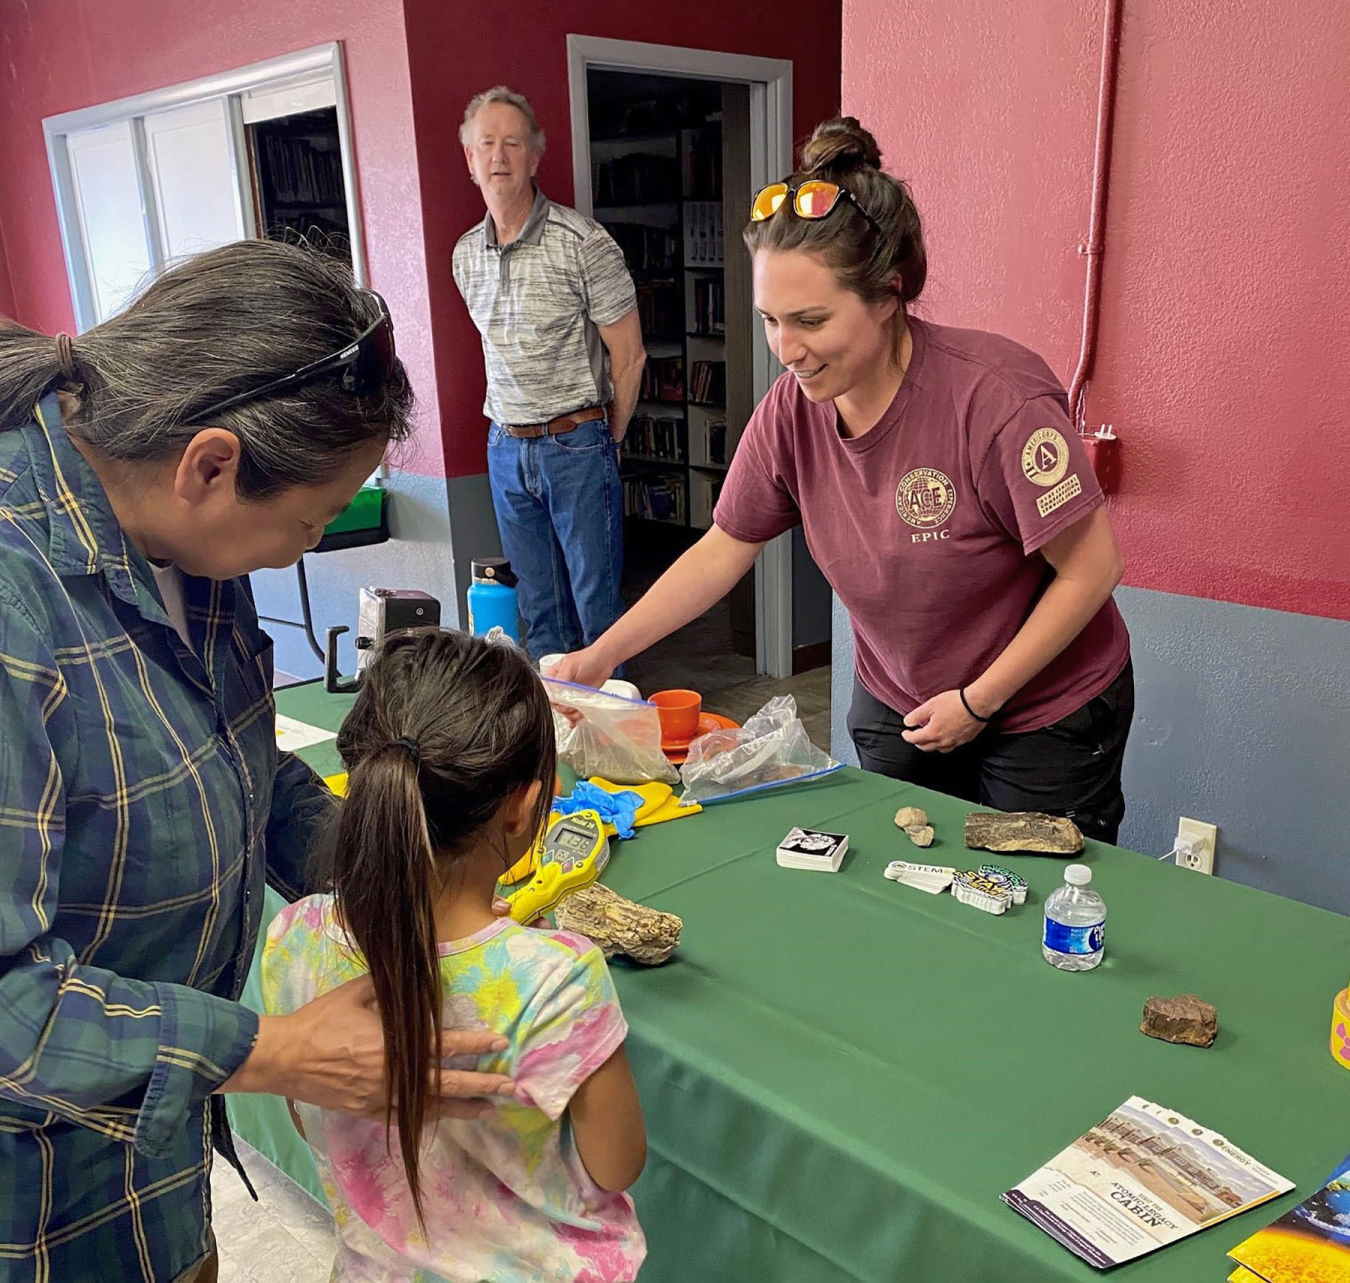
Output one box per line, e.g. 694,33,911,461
467,557,520,644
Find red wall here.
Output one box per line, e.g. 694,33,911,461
0,0,445,476
402,0,843,480
843,0,1350,622
0,2,842,486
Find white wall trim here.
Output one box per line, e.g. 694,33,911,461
43,44,343,135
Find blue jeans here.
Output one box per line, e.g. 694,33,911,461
487,418,625,662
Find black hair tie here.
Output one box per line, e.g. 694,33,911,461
390,735,422,766
958,687,991,724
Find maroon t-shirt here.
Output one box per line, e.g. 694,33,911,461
714,318,1130,733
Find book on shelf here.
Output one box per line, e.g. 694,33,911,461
706,418,728,465
682,131,722,200
623,473,687,524
688,360,726,405
690,277,725,336
623,415,685,464
689,469,725,528
606,223,680,275
688,413,728,467
261,132,346,207
594,153,679,205
641,356,685,403
683,202,724,265
635,283,682,339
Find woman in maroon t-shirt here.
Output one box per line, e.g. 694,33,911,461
551,117,1133,842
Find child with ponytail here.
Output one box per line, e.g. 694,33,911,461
261,629,646,1282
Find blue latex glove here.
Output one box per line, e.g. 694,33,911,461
555,780,644,839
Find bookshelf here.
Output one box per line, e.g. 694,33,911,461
247,108,351,258
594,109,749,534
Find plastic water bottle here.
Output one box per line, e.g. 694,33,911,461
466,557,519,643
1042,864,1106,971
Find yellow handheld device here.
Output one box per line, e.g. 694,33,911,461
507,810,610,924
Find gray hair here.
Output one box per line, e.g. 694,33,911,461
0,239,413,499
459,86,546,155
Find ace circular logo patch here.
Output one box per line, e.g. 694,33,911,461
1021,428,1070,487
896,468,956,528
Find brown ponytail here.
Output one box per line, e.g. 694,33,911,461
328,629,556,1222
331,737,442,1221
743,115,927,309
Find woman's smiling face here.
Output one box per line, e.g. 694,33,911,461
753,247,899,405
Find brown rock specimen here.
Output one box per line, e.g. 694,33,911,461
905,825,935,848
1140,994,1218,1047
894,806,929,830
964,811,1084,854
554,883,682,966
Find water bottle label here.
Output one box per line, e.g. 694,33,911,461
1044,919,1104,954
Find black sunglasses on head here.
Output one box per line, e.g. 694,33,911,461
184,292,396,426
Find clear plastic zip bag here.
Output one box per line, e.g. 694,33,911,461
678,695,841,804
542,676,680,785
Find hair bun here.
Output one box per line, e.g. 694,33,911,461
801,117,882,174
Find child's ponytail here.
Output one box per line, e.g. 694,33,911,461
326,628,557,1223
331,734,443,1223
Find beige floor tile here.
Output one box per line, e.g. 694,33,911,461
220,1214,323,1269
210,1143,336,1283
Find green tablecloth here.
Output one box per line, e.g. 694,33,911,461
230,680,1350,1281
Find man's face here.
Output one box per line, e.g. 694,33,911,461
463,102,539,207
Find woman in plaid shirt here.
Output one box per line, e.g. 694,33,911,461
0,242,517,1282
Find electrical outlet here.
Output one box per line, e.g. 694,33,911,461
1174,817,1217,874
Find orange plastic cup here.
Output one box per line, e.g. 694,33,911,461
650,689,702,743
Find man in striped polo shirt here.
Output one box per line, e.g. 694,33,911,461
454,86,646,662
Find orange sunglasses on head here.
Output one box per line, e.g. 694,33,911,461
750,180,883,235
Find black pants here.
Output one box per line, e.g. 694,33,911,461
847,661,1134,844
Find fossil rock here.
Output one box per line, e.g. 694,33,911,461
894,806,929,830
905,824,935,848
964,811,1084,855
1141,994,1218,1047
554,883,682,966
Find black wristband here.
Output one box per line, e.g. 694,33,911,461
959,687,992,723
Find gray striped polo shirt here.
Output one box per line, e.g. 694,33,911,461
453,187,638,426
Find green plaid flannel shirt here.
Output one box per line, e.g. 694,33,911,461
0,397,336,1281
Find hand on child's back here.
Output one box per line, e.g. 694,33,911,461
242,973,521,1119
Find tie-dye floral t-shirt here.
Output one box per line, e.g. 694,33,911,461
261,896,646,1283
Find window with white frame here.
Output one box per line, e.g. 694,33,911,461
44,43,366,331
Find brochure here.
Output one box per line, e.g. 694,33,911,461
1227,1152,1350,1282
1003,1097,1294,1269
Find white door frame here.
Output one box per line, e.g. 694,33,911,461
566,34,795,679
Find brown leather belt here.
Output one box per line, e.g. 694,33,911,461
500,406,606,440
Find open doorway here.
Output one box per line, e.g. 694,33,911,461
570,40,833,746
585,69,758,702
